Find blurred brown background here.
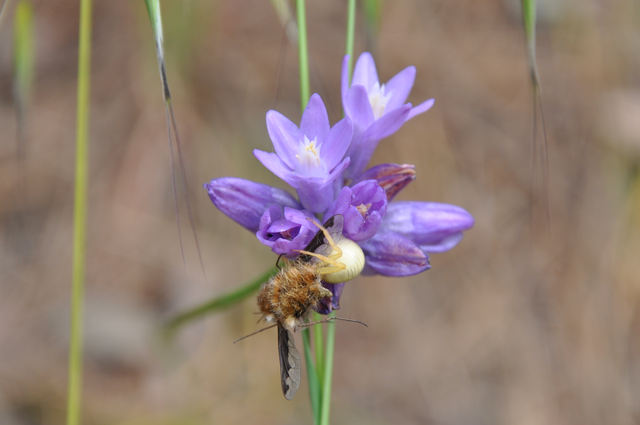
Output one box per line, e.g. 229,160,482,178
1,0,639,424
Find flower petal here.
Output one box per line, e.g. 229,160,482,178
382,201,474,252
204,178,300,233
253,150,297,187
361,103,411,141
320,116,353,170
266,110,302,169
341,55,350,106
300,93,330,143
384,66,416,111
351,52,379,91
359,230,430,276
408,98,435,121
420,233,464,253
345,85,375,130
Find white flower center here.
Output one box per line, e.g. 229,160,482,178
294,136,324,176
368,82,393,119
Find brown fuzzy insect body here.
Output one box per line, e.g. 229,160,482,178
257,260,332,332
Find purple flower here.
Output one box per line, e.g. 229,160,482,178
381,202,475,253
204,177,301,232
341,53,435,179
352,163,416,202
256,205,318,258
324,180,387,242
254,93,353,213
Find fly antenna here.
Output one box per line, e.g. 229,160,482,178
233,324,278,344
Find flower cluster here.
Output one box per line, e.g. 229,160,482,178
204,53,474,312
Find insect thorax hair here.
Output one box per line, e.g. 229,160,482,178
257,260,332,331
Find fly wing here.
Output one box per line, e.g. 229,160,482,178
278,324,301,400
299,214,344,261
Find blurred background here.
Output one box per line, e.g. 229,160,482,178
1,0,640,424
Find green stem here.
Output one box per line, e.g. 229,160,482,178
296,0,310,108
303,329,321,425
345,0,356,78
67,0,92,424
313,312,325,388
319,312,337,425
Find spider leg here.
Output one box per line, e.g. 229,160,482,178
306,218,343,260
295,249,346,275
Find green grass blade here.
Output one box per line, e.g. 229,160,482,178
67,0,92,424
143,0,207,279
520,0,550,229
164,266,278,334
13,1,34,111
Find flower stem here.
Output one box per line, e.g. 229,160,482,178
313,312,325,385
319,311,336,425
67,0,92,424
345,0,356,77
303,328,321,425
296,0,310,108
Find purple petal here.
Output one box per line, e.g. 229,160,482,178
408,98,435,121
266,110,302,169
384,66,416,111
351,52,379,91
293,178,335,213
300,93,330,144
359,230,430,276
204,178,301,233
361,103,411,141
341,55,350,106
382,201,474,252
315,282,346,315
420,233,464,253
253,150,296,187
321,117,353,170
345,85,375,130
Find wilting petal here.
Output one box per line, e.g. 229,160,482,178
408,98,435,121
205,178,301,233
315,282,345,315
384,66,416,111
381,201,474,253
265,110,302,169
359,230,430,276
353,163,416,202
351,52,379,90
300,93,330,144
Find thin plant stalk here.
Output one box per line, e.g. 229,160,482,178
67,0,92,423
345,0,356,78
296,0,309,108
319,311,337,425
296,1,322,421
